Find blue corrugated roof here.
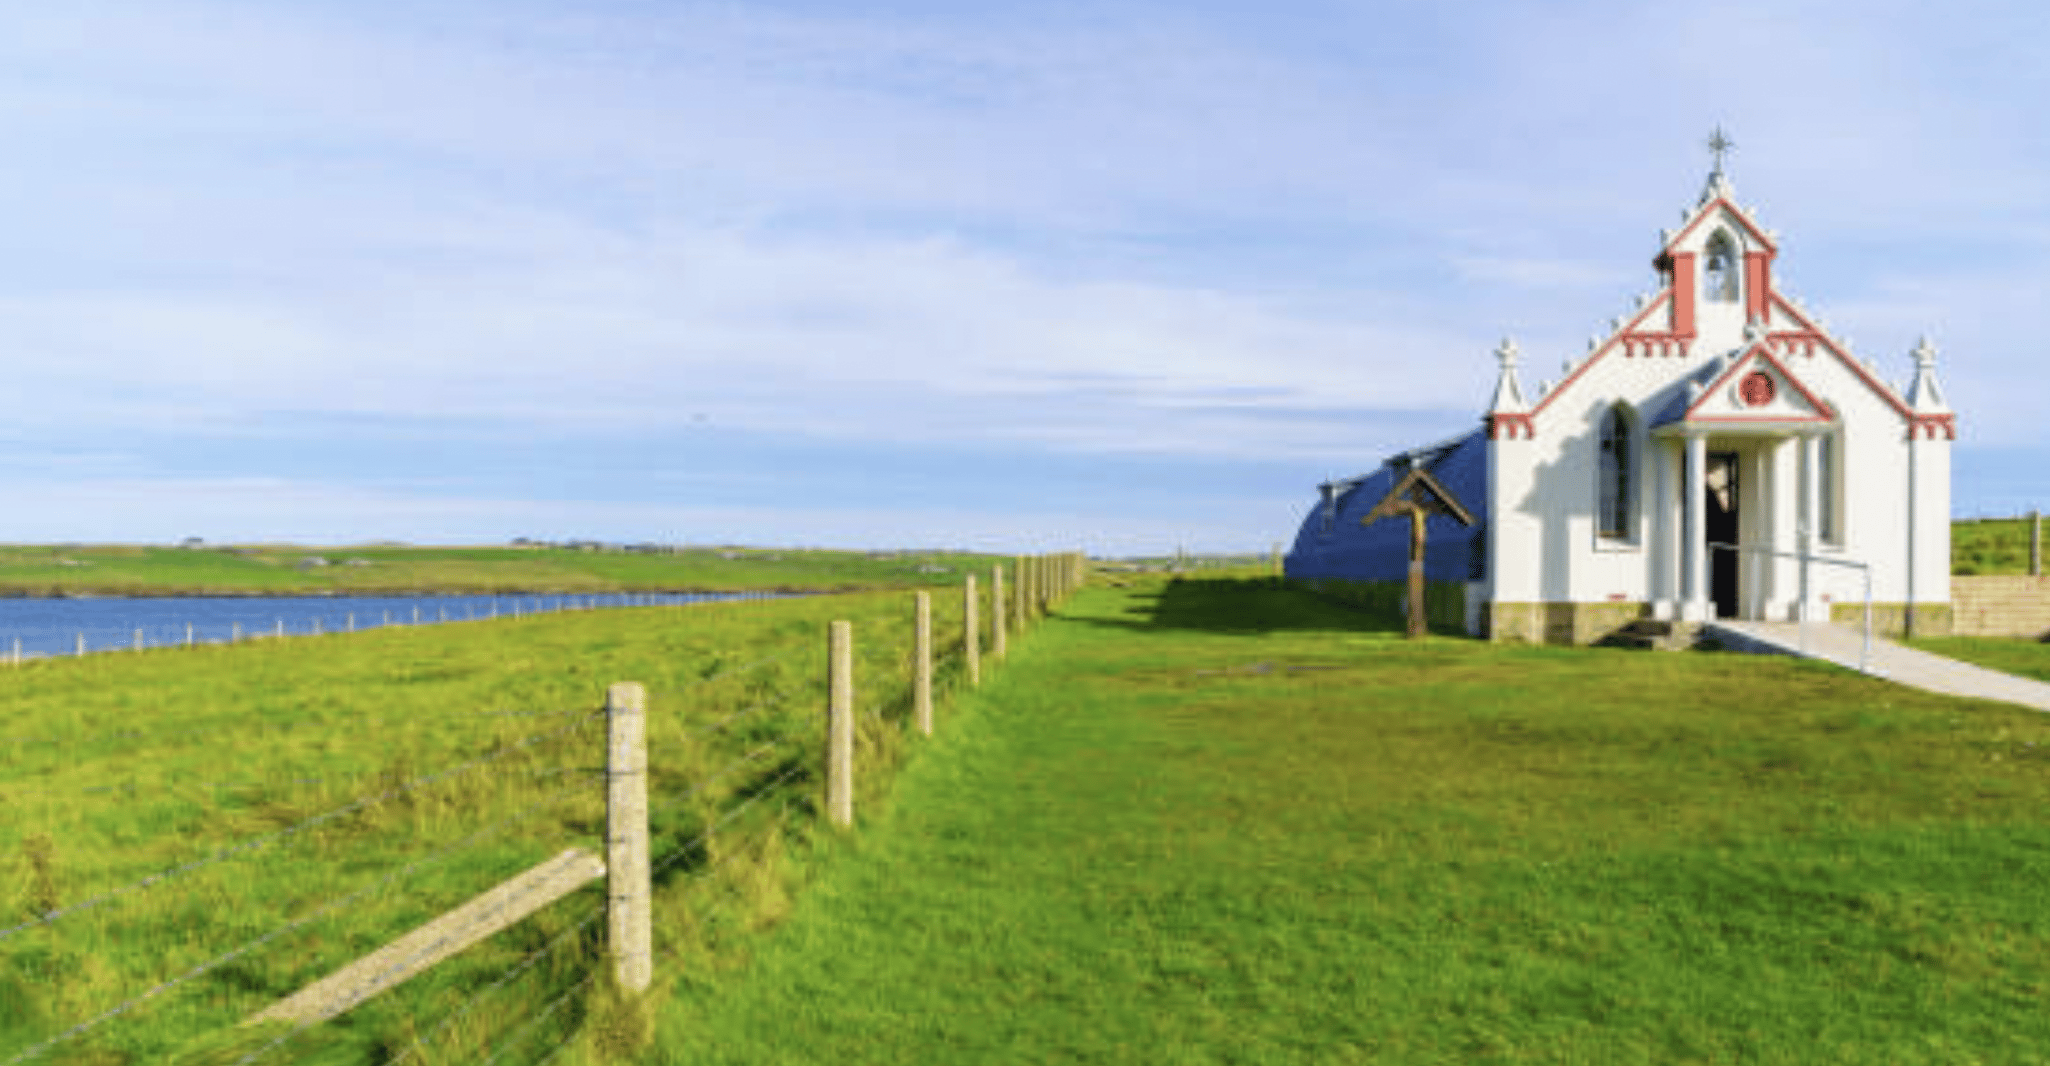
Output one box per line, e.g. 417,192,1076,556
1285,425,1487,584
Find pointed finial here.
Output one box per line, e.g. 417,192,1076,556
1707,126,1734,176
1913,335,1938,367
1495,337,1519,367
1743,319,1764,343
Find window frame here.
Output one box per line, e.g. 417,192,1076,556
1596,403,1636,543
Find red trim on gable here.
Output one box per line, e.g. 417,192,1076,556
1485,413,1534,440
1682,343,1837,423
1663,196,1778,257
1768,294,1919,422
1527,292,1676,420
1910,413,1957,440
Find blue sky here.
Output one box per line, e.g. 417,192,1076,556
3,0,2046,553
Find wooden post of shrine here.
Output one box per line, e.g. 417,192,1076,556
1360,465,1477,639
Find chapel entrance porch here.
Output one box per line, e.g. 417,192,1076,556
1654,429,1828,624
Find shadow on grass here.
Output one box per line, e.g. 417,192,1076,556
1078,576,1420,637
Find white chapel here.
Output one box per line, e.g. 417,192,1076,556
1286,135,1957,643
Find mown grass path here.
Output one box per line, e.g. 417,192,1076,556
650,576,2050,1065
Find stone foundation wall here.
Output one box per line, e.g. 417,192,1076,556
1483,601,1648,645
1950,575,2050,638
1824,601,1954,638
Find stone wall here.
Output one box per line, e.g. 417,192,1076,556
1949,575,2050,638
1483,601,1647,645
1826,602,1955,638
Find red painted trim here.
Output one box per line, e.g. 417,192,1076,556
1910,413,1957,440
1485,413,1535,439
1663,196,1778,257
1768,294,1920,421
1682,342,1837,423
1670,253,1696,337
1687,414,1835,423
1528,291,1677,419
1744,251,1770,321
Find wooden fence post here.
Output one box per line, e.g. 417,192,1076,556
2033,509,2042,578
991,566,1007,660
186,622,195,647
275,618,285,639
606,681,652,993
914,592,933,736
75,632,84,657
133,628,143,652
964,575,980,688
827,621,854,827
232,622,242,644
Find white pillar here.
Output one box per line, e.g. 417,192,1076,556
1799,432,1820,621
1768,437,1799,620
1682,432,1708,621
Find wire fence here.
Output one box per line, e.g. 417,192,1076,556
0,554,1087,1066
0,710,605,945
0,589,791,665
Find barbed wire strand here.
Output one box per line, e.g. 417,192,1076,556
646,730,807,830
393,758,808,1064
0,704,598,753
384,896,610,1066
0,709,604,945
671,688,802,747
650,761,806,883
0,771,599,1066
227,838,610,1066
653,645,810,702
1,764,595,803
497,796,800,1066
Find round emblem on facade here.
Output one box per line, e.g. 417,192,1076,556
1739,371,1776,407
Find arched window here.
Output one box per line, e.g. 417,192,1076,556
1703,230,1740,303
1598,405,1633,539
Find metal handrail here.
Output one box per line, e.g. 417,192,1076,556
1708,541,1874,675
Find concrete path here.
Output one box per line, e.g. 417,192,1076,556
1707,619,2050,712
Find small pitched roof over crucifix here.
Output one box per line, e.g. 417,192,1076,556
1362,466,1477,528
1707,126,1734,177
1361,465,1476,639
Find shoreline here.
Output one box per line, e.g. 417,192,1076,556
0,586,843,600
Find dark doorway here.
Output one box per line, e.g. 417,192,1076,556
1706,452,1739,619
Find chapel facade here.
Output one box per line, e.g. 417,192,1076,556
1285,144,1956,643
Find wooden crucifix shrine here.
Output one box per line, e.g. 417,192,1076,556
1361,466,1477,639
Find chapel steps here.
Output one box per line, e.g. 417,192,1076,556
1601,619,1707,652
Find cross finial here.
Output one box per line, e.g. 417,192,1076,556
1707,126,1734,176
1913,335,1938,367
1494,337,1519,367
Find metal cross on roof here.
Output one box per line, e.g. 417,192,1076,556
1707,126,1734,175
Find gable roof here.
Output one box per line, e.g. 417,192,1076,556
1651,341,1836,432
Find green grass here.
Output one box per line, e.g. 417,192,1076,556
0,572,1022,1065
1951,517,2045,576
0,544,1009,597
649,574,2050,1064
1903,635,2050,684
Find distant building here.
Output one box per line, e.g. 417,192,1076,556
1286,141,1954,643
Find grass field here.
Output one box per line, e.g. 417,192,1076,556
650,574,2050,1064
0,567,1038,1065
1903,635,2050,684
0,544,1008,597
1951,516,2045,576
